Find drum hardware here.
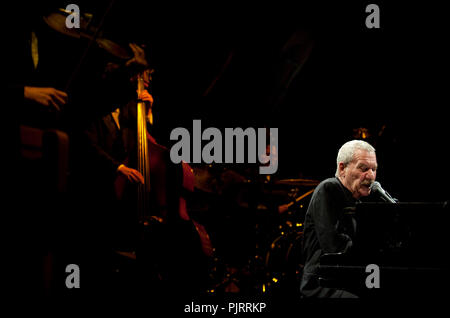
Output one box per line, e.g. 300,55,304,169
263,231,305,294
273,178,320,187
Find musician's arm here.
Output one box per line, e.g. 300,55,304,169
83,118,144,184
312,185,353,254
83,120,123,177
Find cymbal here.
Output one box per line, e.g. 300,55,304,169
43,11,132,60
272,178,320,187
43,12,82,39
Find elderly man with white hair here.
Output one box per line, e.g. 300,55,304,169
300,140,378,298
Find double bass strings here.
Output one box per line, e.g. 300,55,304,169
137,75,150,223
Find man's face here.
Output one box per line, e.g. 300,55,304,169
142,69,153,88
339,149,378,199
130,68,153,87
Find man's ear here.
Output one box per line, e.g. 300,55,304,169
338,162,346,177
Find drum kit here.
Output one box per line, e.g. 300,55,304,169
189,164,319,296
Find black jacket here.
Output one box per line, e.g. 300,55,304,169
300,177,358,298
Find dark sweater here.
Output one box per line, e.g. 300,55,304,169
300,177,358,298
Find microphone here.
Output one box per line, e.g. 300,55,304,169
370,181,398,203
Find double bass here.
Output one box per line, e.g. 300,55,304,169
113,72,213,294
115,71,213,261
113,72,185,228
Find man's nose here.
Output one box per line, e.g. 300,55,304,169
366,169,376,180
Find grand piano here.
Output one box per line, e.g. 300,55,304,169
318,201,449,298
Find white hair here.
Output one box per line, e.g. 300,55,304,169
335,140,376,177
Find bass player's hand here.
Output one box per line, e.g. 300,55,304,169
117,164,144,184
